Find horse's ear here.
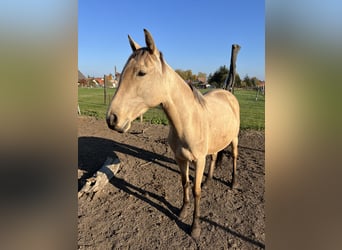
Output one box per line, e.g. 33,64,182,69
128,35,141,52
144,29,157,55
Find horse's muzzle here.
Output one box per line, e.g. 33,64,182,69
106,113,130,133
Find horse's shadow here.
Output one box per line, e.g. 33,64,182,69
109,175,191,234
78,135,236,189
201,217,265,248
78,136,176,189
78,136,190,232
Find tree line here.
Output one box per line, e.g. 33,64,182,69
175,69,207,83
175,66,263,88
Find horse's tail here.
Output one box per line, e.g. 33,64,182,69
216,150,224,168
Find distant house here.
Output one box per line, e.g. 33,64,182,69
106,74,117,88
198,83,213,89
114,72,121,88
257,80,265,93
78,70,87,86
255,80,265,101
93,77,104,87
77,70,122,88
197,76,207,84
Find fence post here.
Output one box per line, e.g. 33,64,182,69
256,87,260,101
104,74,107,104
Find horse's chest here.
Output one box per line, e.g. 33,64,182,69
169,142,195,161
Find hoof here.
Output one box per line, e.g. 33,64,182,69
191,226,201,241
202,178,212,189
231,177,237,188
178,203,189,219
231,181,241,190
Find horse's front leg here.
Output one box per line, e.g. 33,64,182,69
177,158,190,219
191,157,206,240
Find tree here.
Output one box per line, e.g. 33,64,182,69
235,73,241,87
175,69,196,82
208,65,229,88
224,44,241,92
197,72,207,83
242,75,260,88
243,75,251,87
251,77,259,87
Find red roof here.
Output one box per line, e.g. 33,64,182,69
92,78,104,86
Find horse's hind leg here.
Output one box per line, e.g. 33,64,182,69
203,151,223,187
231,137,238,188
202,153,217,188
177,158,190,219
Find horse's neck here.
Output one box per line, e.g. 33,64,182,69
161,65,203,136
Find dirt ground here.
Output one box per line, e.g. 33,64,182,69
78,116,265,249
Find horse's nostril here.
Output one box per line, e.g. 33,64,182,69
106,113,117,128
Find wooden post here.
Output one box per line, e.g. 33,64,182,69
256,87,260,101
104,74,107,104
223,44,241,93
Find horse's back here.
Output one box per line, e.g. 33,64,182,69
203,89,240,153
204,89,240,120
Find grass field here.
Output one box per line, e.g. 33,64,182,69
78,87,264,130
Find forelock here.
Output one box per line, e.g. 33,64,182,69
128,48,165,72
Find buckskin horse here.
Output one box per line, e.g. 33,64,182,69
106,29,240,240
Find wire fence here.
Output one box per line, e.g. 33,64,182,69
78,87,264,130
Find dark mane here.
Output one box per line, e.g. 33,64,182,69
159,51,166,73
153,51,204,108
188,83,207,108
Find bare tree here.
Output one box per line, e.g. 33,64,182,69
223,44,241,93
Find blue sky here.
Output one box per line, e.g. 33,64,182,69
78,0,265,80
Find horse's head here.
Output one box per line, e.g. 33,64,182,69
106,29,166,133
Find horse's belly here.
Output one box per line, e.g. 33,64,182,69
207,119,239,154
207,137,232,154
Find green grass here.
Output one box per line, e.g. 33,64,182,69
234,89,265,130
78,87,115,119
78,87,264,130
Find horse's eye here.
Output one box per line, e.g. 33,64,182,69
137,71,146,77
